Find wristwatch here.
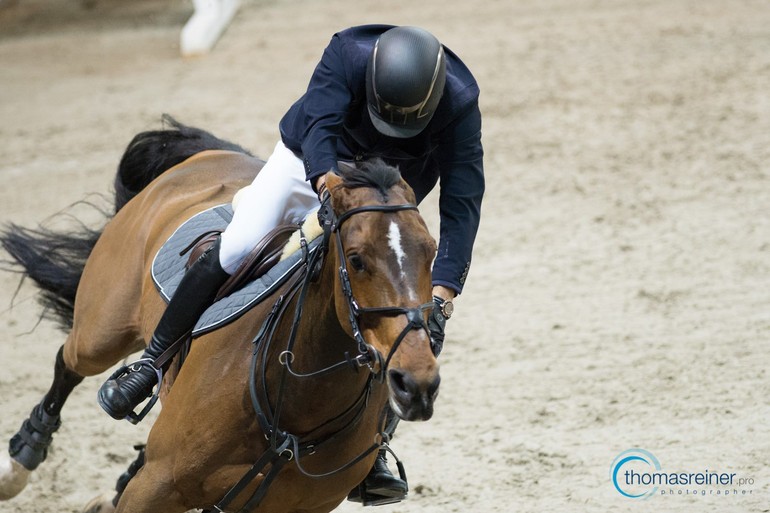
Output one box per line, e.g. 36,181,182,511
433,296,454,319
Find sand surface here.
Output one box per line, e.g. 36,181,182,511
0,0,768,512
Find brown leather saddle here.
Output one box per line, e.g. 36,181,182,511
181,223,299,302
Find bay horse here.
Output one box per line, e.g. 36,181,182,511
0,117,440,512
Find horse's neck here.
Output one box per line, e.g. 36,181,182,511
295,289,352,370
264,271,385,436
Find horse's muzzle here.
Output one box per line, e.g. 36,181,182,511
387,368,440,421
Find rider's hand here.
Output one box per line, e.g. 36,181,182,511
428,287,454,357
428,297,447,357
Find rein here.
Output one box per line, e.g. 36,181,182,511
214,196,432,512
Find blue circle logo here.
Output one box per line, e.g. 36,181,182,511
610,448,662,499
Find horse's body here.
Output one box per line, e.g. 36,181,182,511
0,120,439,512
65,150,258,377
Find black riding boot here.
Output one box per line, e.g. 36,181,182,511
97,237,229,421
348,408,408,505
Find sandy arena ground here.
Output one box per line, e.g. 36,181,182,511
1,0,769,512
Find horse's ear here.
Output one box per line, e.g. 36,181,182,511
322,172,350,214
324,172,344,209
324,171,343,192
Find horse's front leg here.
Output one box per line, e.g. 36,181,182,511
82,443,147,513
113,457,189,513
0,345,84,500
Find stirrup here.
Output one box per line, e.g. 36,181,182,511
104,358,163,425
348,446,408,507
348,484,406,507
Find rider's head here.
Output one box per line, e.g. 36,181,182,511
366,26,446,138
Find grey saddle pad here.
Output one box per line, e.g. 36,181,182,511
151,204,320,336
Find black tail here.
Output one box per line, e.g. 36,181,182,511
2,215,104,331
2,115,250,330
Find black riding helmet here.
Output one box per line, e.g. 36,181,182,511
366,26,447,138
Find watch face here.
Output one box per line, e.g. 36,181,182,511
442,300,454,318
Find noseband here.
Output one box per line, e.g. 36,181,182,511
320,197,435,378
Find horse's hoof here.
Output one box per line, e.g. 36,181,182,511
82,492,116,513
0,452,31,500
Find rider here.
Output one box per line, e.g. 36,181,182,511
98,24,484,503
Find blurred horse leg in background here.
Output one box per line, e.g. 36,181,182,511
181,0,241,57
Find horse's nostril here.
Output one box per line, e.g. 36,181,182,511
388,369,414,397
427,375,441,399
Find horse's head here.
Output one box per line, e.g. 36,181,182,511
323,160,440,421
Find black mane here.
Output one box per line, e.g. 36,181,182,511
337,159,401,200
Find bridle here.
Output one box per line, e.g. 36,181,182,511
323,196,436,378
214,192,435,512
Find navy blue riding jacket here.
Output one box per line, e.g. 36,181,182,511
280,24,484,294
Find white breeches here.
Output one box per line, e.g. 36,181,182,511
219,141,319,274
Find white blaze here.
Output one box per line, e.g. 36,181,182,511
388,221,407,271
388,221,418,301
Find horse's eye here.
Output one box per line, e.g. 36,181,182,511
348,253,365,272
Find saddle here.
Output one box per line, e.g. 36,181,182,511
151,204,323,337
182,223,298,301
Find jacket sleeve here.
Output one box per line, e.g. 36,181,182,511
280,35,353,185
432,101,485,295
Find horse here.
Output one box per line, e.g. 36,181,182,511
0,117,441,512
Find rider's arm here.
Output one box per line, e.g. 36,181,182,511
279,34,352,189
432,101,485,296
